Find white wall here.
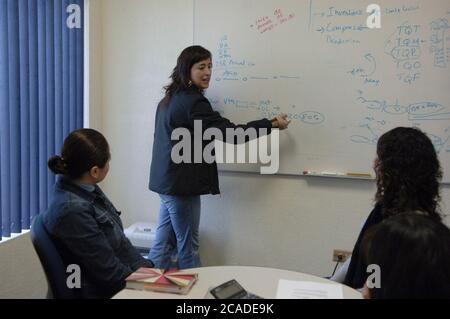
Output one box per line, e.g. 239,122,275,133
91,0,450,277
93,0,194,216
87,0,103,131
0,233,47,299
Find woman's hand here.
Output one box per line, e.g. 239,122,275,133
271,113,291,130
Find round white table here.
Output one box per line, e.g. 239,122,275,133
113,266,362,299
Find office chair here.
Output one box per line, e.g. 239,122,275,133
30,213,77,299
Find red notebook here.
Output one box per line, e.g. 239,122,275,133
125,268,198,295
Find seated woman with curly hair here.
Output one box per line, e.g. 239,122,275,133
343,127,443,289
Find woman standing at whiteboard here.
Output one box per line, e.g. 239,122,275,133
343,127,443,289
148,45,290,269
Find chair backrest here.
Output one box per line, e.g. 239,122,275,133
30,214,77,299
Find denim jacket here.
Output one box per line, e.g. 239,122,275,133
42,176,153,298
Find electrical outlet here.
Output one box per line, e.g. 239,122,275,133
333,249,352,262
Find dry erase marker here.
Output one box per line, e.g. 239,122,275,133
321,171,345,176
346,172,372,178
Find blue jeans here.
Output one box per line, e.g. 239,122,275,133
149,194,201,269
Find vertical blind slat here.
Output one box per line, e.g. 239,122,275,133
46,0,55,204
8,0,21,234
54,0,63,159
19,0,30,230
37,0,47,212
28,0,39,223
1,0,11,238
0,0,9,239
62,0,69,139
69,0,76,132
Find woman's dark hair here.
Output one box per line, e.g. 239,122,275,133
163,45,212,102
374,127,442,219
48,129,111,179
362,213,450,299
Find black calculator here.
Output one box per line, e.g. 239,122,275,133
210,279,263,299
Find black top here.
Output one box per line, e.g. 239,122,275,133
149,90,272,196
43,176,153,298
344,203,384,289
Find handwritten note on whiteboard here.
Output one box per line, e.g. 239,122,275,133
195,0,450,182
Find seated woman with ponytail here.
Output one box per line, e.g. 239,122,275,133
43,129,153,298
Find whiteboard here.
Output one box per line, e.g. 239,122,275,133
194,0,450,182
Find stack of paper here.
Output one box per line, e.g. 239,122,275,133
276,280,343,299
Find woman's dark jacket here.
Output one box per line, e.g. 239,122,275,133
344,204,384,289
149,90,272,196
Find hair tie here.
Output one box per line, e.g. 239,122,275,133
60,156,68,168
